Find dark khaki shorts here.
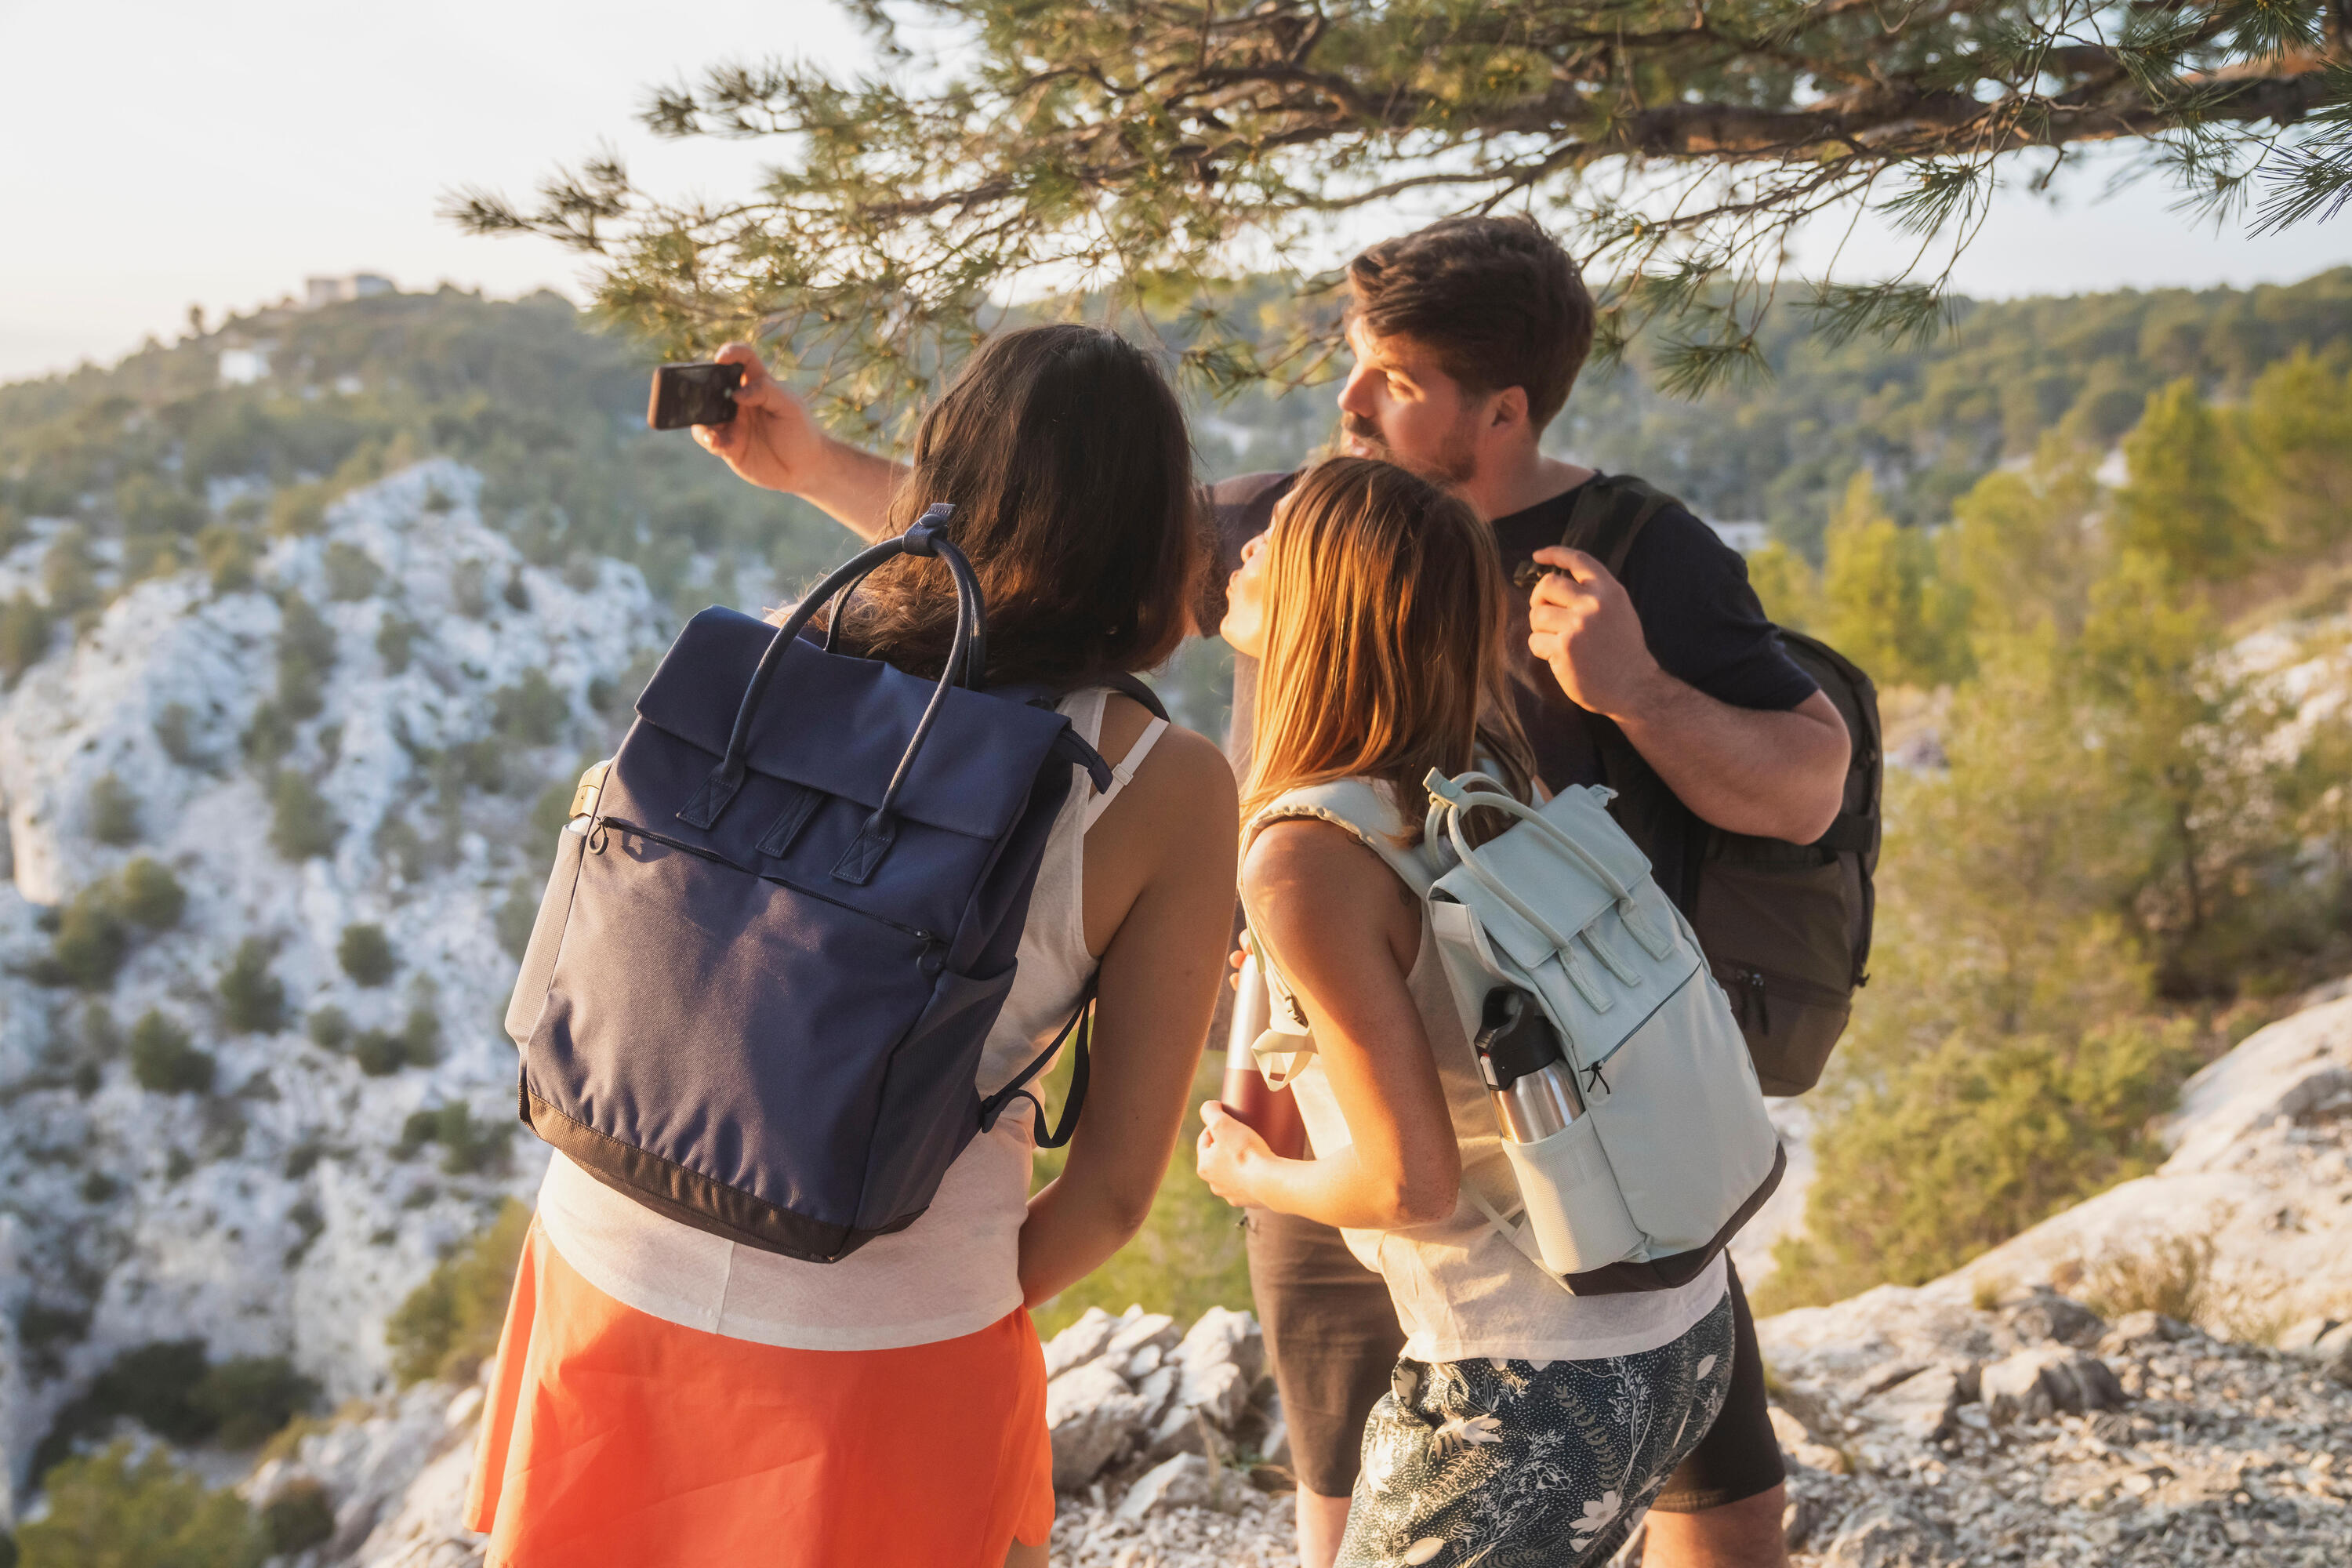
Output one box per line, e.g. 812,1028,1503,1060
1245,1209,1784,1510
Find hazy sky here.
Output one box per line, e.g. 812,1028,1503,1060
3,0,2347,384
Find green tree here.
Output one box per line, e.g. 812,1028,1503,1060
129,1011,213,1094
49,887,129,989
386,1199,531,1384
456,0,2352,401
2234,350,2352,557
116,857,187,929
267,771,340,861
85,773,140,846
197,524,258,594
1818,473,1958,688
1744,543,1820,634
2112,379,2256,580
1938,437,2101,649
322,540,385,601
217,938,285,1034
338,923,396,985
0,590,52,683
16,1442,261,1568
492,668,568,746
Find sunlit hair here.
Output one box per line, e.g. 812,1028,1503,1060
1243,457,1536,843
800,323,1203,687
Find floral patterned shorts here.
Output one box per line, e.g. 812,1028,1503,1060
1335,1293,1737,1568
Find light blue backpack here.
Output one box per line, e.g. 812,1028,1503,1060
1250,770,1784,1294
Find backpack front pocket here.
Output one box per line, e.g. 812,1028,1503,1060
524,821,945,1256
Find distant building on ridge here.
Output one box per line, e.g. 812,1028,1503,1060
304,274,395,309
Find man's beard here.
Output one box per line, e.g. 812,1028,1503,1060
1341,412,1478,486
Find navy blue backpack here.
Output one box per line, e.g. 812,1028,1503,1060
504,508,1155,1261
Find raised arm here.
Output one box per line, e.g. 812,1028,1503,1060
1015,706,1240,1307
691,342,906,543
1195,820,1461,1232
1527,545,1849,844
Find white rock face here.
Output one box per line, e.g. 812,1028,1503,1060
1947,986,2352,1328
0,460,670,1486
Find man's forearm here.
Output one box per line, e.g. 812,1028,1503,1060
798,435,907,543
1611,682,1849,843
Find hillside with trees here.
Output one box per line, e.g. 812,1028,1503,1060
1,276,2349,1555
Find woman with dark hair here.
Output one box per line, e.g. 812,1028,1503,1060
466,326,1240,1567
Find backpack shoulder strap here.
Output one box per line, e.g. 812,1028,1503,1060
1243,779,1437,896
1558,473,1686,579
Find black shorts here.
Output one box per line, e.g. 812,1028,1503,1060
1245,1209,1784,1510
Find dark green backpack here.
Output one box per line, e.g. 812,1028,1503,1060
1515,474,1882,1095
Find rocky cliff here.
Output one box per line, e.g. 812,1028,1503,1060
0,459,672,1507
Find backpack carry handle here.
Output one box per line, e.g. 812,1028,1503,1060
1425,771,1676,962
678,504,985,837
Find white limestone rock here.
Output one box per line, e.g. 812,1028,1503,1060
1046,1359,1149,1490
1113,1453,1218,1523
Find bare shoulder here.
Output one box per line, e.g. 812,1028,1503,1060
1243,817,1387,901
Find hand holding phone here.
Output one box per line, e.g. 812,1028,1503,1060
647,361,746,430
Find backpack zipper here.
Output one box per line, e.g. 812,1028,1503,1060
594,815,945,954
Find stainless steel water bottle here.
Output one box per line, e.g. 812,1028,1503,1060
1221,952,1306,1159
1473,988,1583,1142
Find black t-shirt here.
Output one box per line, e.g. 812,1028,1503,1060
1210,468,1818,800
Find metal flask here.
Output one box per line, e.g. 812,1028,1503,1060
1474,988,1584,1142
1221,953,1307,1160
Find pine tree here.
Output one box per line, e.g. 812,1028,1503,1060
2234,350,2352,558
2112,379,2256,580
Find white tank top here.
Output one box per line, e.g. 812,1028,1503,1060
535,688,1165,1351
1265,782,1726,1366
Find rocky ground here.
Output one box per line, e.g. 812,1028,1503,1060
238,984,2352,1567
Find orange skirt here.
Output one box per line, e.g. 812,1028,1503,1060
466,1221,1055,1566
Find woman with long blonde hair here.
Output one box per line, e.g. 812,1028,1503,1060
1197,456,1733,1568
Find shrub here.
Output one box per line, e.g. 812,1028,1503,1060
397,1105,510,1177
189,1356,320,1449
492,668,567,747
217,938,285,1034
338,923,395,985
268,481,333,538
16,1442,261,1568
196,524,259,593
267,771,340,861
376,612,418,674
240,701,295,768
278,592,337,671
386,1199,530,1384
350,1005,436,1076
274,594,335,720
502,566,531,611
155,702,208,769
129,1011,213,1094
260,1478,336,1555
495,877,539,960
322,540,383,601
451,560,490,619
48,887,128,989
307,1005,351,1051
86,772,140,846
0,590,53,682
42,530,96,615
117,857,187,929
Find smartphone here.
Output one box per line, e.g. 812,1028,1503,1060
647,361,745,430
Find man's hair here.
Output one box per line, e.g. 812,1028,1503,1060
1345,216,1595,432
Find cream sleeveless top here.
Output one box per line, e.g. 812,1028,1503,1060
534,688,1165,1351
1258,781,1726,1365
